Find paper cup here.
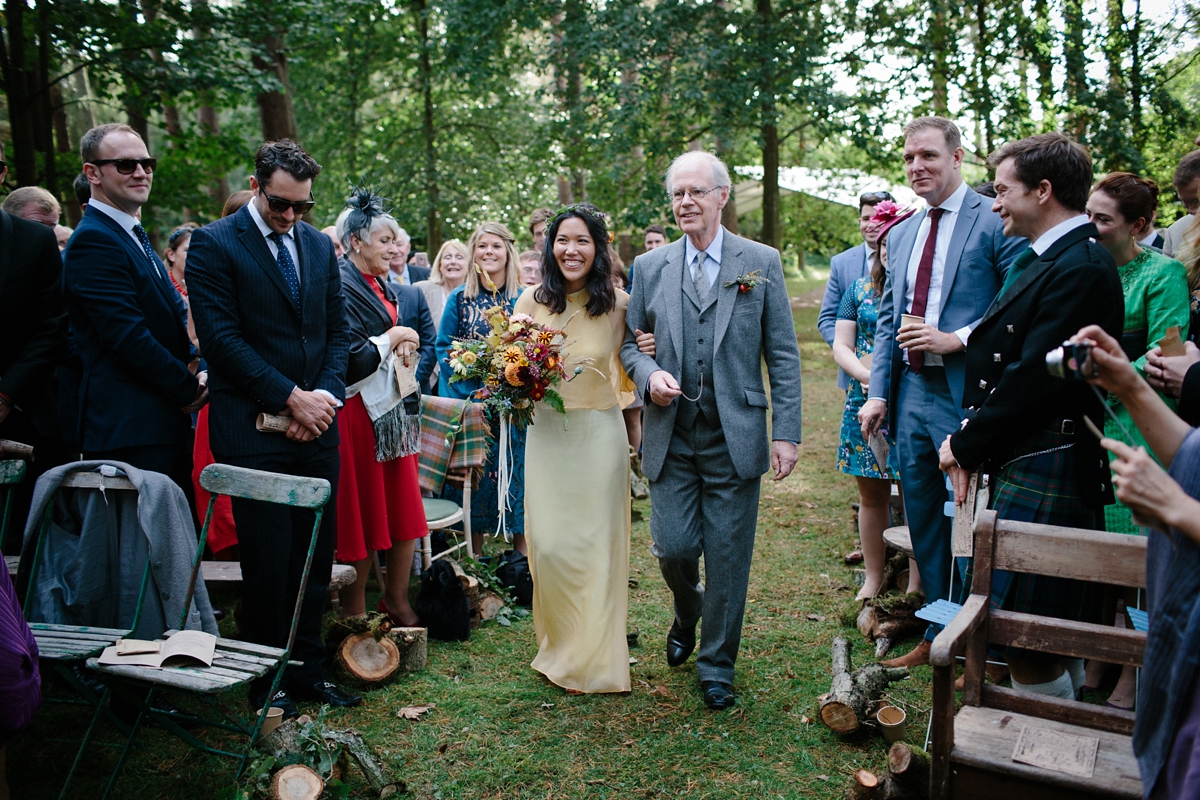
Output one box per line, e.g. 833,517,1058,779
900,314,924,330
258,706,284,735
878,705,907,743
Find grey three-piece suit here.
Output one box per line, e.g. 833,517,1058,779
620,228,802,684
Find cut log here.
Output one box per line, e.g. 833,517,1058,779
856,593,927,659
387,626,428,672
337,631,400,685
270,764,323,800
845,769,880,800
887,742,931,796
881,550,908,590
820,637,910,734
479,591,505,621
323,728,405,796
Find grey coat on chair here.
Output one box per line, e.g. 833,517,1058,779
20,460,218,639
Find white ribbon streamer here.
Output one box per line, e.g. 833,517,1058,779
496,414,513,542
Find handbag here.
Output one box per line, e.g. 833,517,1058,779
496,549,533,608
414,560,471,641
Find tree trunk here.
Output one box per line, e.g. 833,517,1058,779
337,632,400,685
820,637,910,734
254,31,300,142
415,0,441,254
929,0,950,114
2,0,39,186
1062,0,1089,140
716,133,739,234
1031,0,1056,127
34,0,56,198
757,0,779,250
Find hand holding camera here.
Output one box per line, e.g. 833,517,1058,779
1057,325,1143,401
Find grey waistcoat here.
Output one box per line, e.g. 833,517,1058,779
677,270,719,429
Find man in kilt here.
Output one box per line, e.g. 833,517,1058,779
939,132,1125,698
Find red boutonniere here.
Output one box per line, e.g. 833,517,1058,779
723,270,768,293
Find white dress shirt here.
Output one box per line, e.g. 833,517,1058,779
1030,214,1091,256
248,201,300,284
902,180,970,367
683,225,724,289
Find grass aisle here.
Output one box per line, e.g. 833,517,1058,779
12,270,935,799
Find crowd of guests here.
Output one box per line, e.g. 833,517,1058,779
6,111,1200,798
820,119,1200,795
0,122,689,795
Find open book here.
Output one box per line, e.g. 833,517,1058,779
97,630,217,669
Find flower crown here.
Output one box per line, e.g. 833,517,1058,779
554,203,615,242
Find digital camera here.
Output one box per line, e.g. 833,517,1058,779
1045,341,1095,380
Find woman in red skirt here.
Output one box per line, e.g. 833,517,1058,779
334,189,436,626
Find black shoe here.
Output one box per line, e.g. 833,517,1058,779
666,619,697,668
291,680,362,708
701,680,736,710
250,689,299,721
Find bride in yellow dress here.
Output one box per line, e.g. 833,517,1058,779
514,204,635,694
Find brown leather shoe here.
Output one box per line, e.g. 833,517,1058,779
954,662,1010,691
880,639,931,668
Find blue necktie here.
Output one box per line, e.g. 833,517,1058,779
133,223,169,283
267,231,301,305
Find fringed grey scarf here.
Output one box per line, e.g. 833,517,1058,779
346,333,422,462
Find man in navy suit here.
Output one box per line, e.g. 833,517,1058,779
61,123,207,501
187,140,356,716
818,190,894,391
859,117,1025,667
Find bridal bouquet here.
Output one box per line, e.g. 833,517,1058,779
446,306,579,430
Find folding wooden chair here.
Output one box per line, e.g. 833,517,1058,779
21,468,154,800
928,510,1146,799
85,463,331,798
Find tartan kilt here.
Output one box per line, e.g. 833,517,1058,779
961,429,1105,658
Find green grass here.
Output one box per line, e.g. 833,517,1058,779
11,272,935,799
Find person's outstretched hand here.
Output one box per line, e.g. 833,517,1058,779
1104,437,1195,531
1146,341,1200,398
1070,325,1141,399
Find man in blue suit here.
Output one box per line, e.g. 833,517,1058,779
187,140,356,716
859,117,1025,667
62,123,207,500
818,190,894,391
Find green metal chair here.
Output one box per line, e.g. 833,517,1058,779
86,462,331,797
21,467,154,800
0,459,26,554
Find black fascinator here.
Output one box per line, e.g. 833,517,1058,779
343,185,388,236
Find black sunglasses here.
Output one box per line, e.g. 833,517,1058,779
258,187,316,215
90,157,157,175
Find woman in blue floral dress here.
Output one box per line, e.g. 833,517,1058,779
833,206,911,600
435,221,528,556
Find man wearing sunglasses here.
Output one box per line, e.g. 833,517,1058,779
187,139,356,718
61,123,206,504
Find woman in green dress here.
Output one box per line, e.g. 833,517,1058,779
1084,171,1190,708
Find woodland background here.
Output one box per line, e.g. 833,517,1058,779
3,0,1200,260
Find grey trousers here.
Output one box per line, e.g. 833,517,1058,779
649,414,761,685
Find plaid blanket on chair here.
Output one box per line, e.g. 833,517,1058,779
418,396,489,494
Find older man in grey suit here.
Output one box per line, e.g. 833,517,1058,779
621,151,803,710
818,191,893,391
859,117,1025,667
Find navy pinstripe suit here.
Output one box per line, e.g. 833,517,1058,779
187,205,349,689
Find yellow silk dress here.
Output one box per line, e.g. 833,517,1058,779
515,287,635,693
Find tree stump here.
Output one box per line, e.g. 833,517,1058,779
478,591,505,621
856,593,927,659
337,631,400,685
846,769,880,800
387,626,428,672
820,637,910,734
270,764,323,800
887,742,930,796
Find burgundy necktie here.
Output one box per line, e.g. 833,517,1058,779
908,207,945,374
